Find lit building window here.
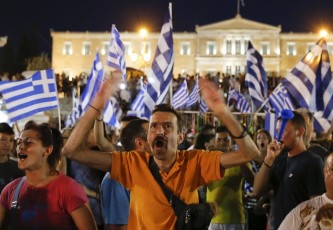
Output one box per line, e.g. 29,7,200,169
101,42,109,55
207,42,216,55
63,42,72,55
287,43,296,56
141,42,151,55
180,42,191,55
261,42,270,55
235,40,241,54
235,65,241,75
226,40,232,54
226,66,232,75
124,42,132,55
82,42,91,55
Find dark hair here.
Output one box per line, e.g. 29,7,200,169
0,122,14,135
200,124,215,134
121,116,139,122
194,133,215,150
216,125,229,134
23,120,63,170
151,104,182,132
120,119,148,151
290,111,306,132
254,129,272,144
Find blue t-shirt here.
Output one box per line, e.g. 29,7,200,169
101,172,130,224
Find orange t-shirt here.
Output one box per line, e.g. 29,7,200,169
111,149,223,230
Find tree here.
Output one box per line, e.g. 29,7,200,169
25,52,51,70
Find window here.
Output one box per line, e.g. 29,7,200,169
261,42,270,55
63,42,72,55
180,42,191,55
226,40,232,54
235,40,241,54
244,40,249,51
235,66,241,75
82,42,91,55
287,43,296,56
141,42,151,55
124,42,132,55
101,42,109,55
206,42,216,55
226,66,232,75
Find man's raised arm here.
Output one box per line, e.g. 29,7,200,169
199,78,260,168
61,71,122,172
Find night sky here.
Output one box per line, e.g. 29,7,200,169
1,0,333,56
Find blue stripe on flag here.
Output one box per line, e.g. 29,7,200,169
264,113,277,139
143,4,174,118
81,52,103,111
171,80,188,109
187,78,200,107
106,25,127,80
0,69,58,122
245,41,268,110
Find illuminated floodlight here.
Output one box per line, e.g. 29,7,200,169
319,29,328,38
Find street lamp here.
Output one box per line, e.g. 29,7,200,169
129,27,151,74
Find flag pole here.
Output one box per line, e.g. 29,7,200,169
169,2,173,104
255,82,283,113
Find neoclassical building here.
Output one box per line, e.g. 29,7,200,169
51,14,333,79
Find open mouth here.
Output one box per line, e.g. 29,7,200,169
153,136,167,149
17,153,28,160
260,143,265,148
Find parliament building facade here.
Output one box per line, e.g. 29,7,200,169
51,14,333,79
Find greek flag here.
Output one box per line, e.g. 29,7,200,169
228,88,251,113
103,96,123,129
81,52,103,111
245,41,268,110
187,78,200,108
199,98,209,113
283,38,333,132
127,79,147,119
313,111,331,133
264,113,277,139
143,3,174,118
171,80,188,109
106,25,127,80
72,87,82,125
0,69,58,122
268,85,294,115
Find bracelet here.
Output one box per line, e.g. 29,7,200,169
263,161,272,168
88,104,100,113
229,126,248,139
96,116,103,121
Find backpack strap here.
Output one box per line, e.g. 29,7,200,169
11,176,26,209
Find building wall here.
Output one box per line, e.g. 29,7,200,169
51,18,333,79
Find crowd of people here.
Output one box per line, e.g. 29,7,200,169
0,70,332,229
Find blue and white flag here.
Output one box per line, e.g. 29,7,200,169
81,52,103,111
72,87,82,125
0,69,58,122
187,78,200,108
268,85,294,115
245,41,268,110
313,111,331,133
143,3,174,118
264,113,277,139
228,88,252,113
106,25,127,80
103,96,123,129
283,38,333,132
128,79,147,119
171,80,188,109
199,97,209,113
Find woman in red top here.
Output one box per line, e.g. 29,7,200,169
0,121,97,230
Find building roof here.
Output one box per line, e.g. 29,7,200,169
196,14,281,32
